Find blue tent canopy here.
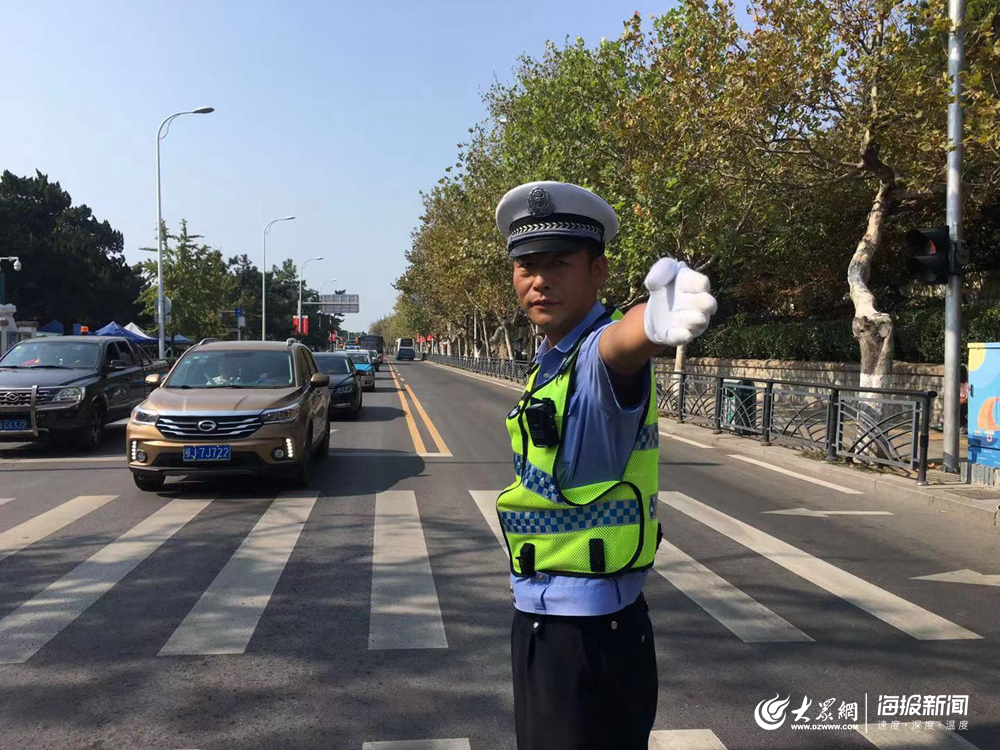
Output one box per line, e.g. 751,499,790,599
94,321,157,343
38,320,65,334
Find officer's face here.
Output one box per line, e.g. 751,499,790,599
513,249,608,336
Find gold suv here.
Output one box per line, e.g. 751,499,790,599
126,339,330,492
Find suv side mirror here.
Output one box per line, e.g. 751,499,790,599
108,359,127,371
145,373,162,388
310,373,330,388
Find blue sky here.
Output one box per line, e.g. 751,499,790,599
1,0,682,330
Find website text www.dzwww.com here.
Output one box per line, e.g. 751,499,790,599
790,724,860,731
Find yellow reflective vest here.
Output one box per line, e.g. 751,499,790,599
497,309,661,577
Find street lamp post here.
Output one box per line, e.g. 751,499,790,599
319,278,339,297
155,106,214,359
0,257,21,272
297,257,324,337
261,216,296,341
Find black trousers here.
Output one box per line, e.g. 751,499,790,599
511,594,658,750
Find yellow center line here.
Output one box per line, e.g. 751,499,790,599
400,379,450,456
388,365,426,454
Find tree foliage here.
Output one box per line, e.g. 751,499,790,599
0,170,144,327
393,0,1000,367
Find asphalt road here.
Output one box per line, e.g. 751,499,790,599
0,360,996,750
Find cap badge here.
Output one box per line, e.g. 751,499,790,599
526,187,554,217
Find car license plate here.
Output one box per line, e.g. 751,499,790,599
0,419,28,431
183,445,231,462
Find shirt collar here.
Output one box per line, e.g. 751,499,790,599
535,301,607,363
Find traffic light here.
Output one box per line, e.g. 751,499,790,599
906,226,951,285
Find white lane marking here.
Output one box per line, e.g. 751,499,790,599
0,495,118,563
159,492,319,656
661,492,981,640
369,490,448,650
469,490,505,548
649,729,729,750
0,497,212,664
0,455,123,464
653,540,812,643
425,361,524,392
728,455,864,495
857,722,984,749
659,431,713,450
363,740,471,750
417,452,453,458
912,569,1000,587
763,508,893,518
0,498,14,508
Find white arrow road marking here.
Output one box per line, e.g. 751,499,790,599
660,492,981,640
912,569,1000,587
763,508,894,518
728,455,864,494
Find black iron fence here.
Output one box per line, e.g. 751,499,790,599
429,355,935,485
430,354,534,383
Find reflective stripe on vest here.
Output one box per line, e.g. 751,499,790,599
497,308,661,577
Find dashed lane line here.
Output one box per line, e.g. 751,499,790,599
649,729,729,749
659,431,713,450
728,454,864,495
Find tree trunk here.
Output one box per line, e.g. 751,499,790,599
848,180,895,391
673,344,687,373
482,318,491,357
500,319,513,360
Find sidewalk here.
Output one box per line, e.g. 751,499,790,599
426,360,1000,530
658,416,1000,530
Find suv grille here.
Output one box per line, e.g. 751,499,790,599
156,414,262,440
0,389,33,406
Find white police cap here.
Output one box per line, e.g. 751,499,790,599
495,181,620,258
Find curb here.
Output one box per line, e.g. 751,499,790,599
657,418,1000,531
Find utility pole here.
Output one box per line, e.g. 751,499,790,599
942,0,966,473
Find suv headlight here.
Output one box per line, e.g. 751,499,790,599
333,384,353,394
53,387,84,403
261,405,300,424
131,406,158,424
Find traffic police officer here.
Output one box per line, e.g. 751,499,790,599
494,181,717,749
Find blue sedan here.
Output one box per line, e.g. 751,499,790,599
347,351,376,391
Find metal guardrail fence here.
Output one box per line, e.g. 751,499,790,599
430,355,935,485
430,354,534,383
658,372,936,485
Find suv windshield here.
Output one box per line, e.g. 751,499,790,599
314,355,351,375
348,353,371,365
165,350,295,388
0,341,100,369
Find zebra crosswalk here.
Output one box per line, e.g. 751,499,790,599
0,487,983,666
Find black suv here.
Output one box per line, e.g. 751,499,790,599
0,336,165,448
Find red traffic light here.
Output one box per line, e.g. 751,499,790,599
906,227,951,285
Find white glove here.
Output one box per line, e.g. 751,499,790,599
642,258,718,347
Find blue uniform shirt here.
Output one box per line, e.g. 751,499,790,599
510,301,650,616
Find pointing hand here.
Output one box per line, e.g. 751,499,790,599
642,258,717,347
